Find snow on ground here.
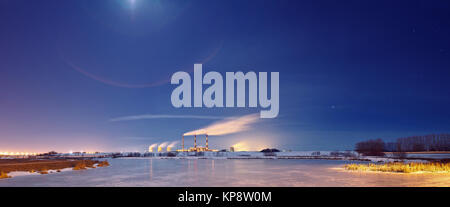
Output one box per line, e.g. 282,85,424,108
7,167,73,177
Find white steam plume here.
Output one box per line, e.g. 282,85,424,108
167,141,178,151
168,141,178,148
183,114,259,136
148,143,158,152
158,142,169,148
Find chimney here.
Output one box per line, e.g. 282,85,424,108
194,134,197,148
182,135,184,150
206,134,209,150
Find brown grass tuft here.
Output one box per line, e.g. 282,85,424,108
73,162,87,170
0,171,11,179
345,162,450,173
97,161,110,167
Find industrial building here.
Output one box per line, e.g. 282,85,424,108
177,134,218,152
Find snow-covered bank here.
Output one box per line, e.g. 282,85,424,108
7,167,74,178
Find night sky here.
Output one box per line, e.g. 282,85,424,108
1,0,450,153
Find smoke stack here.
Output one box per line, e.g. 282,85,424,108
206,134,209,149
182,135,184,150
194,134,197,148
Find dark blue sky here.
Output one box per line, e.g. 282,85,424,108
1,0,450,152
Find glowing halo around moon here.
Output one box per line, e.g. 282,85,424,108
128,0,137,9
58,40,223,88
58,1,222,88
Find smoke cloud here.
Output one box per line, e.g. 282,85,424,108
148,143,158,151
168,141,178,148
183,114,260,136
158,142,169,148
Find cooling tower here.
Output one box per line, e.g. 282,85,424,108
148,143,158,152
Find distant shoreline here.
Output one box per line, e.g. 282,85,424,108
120,155,449,164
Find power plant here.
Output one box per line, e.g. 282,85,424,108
178,134,218,152
147,134,217,154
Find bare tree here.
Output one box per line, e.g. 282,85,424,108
355,138,385,156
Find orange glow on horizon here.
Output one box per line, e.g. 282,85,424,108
231,141,270,152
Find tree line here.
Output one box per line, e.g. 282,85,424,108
355,133,450,156
394,133,450,152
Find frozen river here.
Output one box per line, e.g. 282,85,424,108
0,158,449,187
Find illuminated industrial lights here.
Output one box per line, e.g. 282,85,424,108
0,151,39,156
